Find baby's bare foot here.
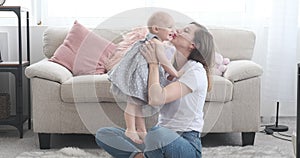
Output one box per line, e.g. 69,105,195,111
125,130,143,144
137,131,147,141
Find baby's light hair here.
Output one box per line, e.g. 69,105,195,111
147,11,173,32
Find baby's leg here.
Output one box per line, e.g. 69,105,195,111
135,106,147,141
124,102,143,144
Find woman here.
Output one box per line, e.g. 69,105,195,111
95,22,215,158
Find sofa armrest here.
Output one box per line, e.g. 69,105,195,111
25,59,73,83
223,60,263,82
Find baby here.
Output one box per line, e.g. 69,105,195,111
108,11,181,144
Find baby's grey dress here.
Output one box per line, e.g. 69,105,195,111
108,33,169,105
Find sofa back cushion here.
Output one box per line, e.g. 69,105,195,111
43,26,256,62
209,27,256,60
43,27,69,59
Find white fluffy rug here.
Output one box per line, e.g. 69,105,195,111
17,145,294,158
17,147,110,158
202,145,294,158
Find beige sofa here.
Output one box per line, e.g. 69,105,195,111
25,26,263,149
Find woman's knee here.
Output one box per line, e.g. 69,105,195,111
95,127,123,143
144,127,180,151
95,127,112,145
96,127,114,138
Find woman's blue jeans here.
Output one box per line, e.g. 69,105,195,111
95,126,202,158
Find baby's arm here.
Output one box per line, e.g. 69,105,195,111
151,39,182,78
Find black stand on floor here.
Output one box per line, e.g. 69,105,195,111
297,63,300,158
0,50,2,62
265,102,289,132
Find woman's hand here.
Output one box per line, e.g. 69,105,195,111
140,41,159,64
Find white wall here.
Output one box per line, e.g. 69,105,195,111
0,26,47,63
298,30,300,63
0,26,47,112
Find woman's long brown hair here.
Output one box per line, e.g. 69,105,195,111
187,22,215,91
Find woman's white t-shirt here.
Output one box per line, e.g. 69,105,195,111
157,60,208,133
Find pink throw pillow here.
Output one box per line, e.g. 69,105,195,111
73,32,116,75
49,21,117,75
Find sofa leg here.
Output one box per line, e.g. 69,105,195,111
241,132,255,146
38,133,51,149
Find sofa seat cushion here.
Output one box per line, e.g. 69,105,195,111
206,75,233,102
61,74,233,103
61,74,116,103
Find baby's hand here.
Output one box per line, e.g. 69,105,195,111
167,69,185,81
167,75,175,81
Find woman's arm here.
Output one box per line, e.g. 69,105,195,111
148,64,191,106
142,41,192,106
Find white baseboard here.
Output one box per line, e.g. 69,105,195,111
260,116,296,125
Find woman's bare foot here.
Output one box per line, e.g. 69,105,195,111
134,152,144,158
125,129,143,144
